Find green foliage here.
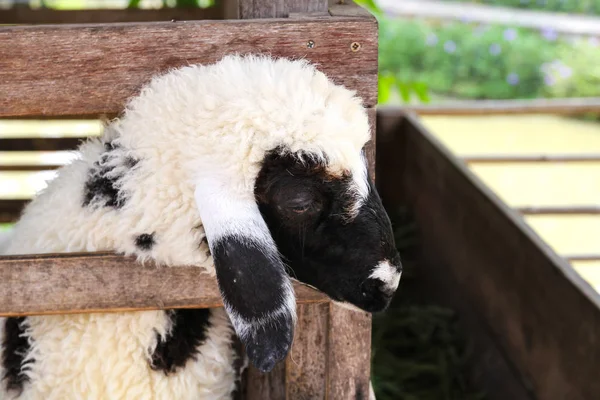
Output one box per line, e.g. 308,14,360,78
447,0,600,15
380,19,557,99
543,38,600,98
377,17,600,100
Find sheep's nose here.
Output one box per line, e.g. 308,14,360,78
368,260,402,295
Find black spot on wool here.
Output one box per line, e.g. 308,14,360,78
135,233,155,251
150,309,212,374
2,317,32,393
82,140,137,209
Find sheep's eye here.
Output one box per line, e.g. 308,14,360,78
276,191,322,218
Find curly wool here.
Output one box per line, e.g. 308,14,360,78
0,54,371,400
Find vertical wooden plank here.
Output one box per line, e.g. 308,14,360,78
238,0,288,18
244,360,286,399
223,0,239,19
326,302,372,400
288,0,328,13
286,303,329,399
365,107,376,181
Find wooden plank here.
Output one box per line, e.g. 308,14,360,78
244,357,287,399
517,206,600,216
328,0,372,18
0,165,63,171
326,302,371,400
0,6,225,24
377,109,600,399
0,252,330,317
378,0,600,36
565,254,600,262
238,0,288,18
463,154,600,163
384,98,600,116
0,137,86,151
365,107,376,181
289,0,328,13
0,18,378,117
286,302,329,399
0,199,28,223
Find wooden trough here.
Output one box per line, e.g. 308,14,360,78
376,109,600,400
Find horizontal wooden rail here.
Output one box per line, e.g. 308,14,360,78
565,254,600,262
463,154,600,163
0,252,329,317
0,164,63,171
385,98,600,116
377,108,600,399
517,206,600,215
0,199,27,223
0,16,377,117
0,137,86,151
0,5,225,25
378,0,600,36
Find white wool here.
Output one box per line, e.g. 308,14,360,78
0,54,371,399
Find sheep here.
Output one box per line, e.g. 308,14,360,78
0,54,402,400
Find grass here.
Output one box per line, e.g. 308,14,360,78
371,208,486,400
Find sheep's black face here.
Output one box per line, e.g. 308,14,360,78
255,150,402,313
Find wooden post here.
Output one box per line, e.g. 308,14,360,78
237,0,328,19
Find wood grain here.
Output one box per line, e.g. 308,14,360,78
0,6,225,24
379,97,600,116
0,137,86,151
0,18,377,117
326,302,372,399
238,0,288,18
244,357,287,399
377,109,600,400
0,252,329,317
286,302,329,399
0,199,28,223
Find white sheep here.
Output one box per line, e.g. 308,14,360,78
0,54,402,400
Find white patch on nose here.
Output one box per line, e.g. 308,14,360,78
369,261,401,293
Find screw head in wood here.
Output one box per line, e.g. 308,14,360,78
351,42,361,52
307,40,315,49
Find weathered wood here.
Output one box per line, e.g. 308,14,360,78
365,107,376,181
463,153,600,163
383,97,600,116
238,0,288,18
516,206,600,215
238,0,327,18
0,199,27,223
0,6,225,24
377,109,600,399
244,356,287,399
0,252,329,317
328,0,372,18
0,165,63,171
0,18,377,117
564,254,600,262
286,302,329,399
0,137,85,151
289,0,328,13
326,302,371,399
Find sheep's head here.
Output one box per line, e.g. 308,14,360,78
255,149,401,313
122,55,402,374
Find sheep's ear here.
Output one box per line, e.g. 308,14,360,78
194,178,296,373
